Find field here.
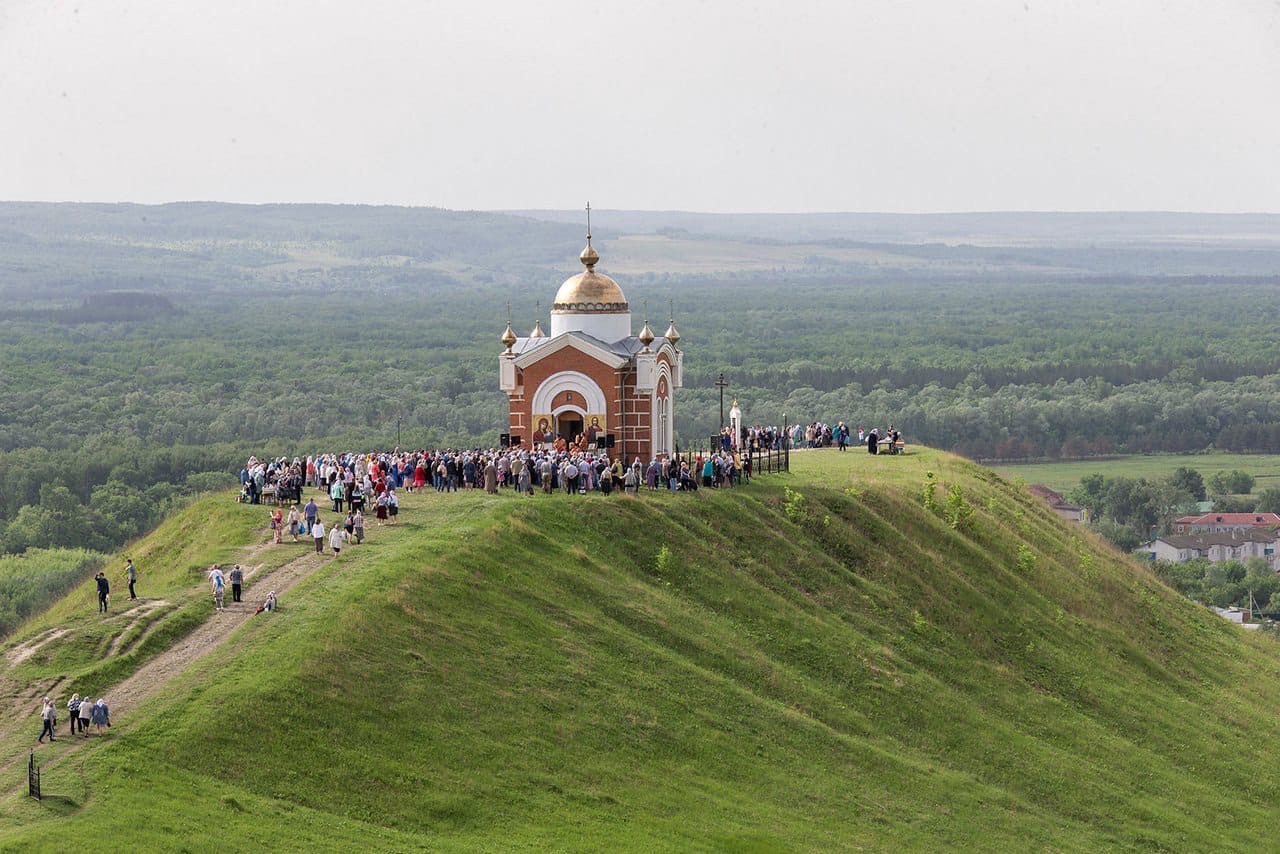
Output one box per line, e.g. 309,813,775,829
2,450,1280,849
992,451,1280,496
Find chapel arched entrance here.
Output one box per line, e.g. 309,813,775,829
555,410,584,443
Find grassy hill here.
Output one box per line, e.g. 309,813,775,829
2,449,1279,850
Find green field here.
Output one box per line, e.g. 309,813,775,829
993,451,1280,496
3,450,1280,849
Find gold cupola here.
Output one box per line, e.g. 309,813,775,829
549,204,634,341
501,320,517,353
551,242,628,313
663,318,681,347
638,318,655,351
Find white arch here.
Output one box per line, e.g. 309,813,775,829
651,362,674,456
530,370,608,415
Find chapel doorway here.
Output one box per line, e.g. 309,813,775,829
556,413,584,444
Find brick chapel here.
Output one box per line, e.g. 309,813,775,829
498,225,683,462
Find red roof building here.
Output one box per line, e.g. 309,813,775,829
1172,512,1280,534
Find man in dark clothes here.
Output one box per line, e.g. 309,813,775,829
95,572,110,613
867,430,879,455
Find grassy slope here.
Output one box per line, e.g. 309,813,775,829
3,449,1280,851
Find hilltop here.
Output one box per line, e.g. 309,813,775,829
1,449,1279,850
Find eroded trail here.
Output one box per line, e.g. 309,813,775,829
104,548,325,717
0,538,341,789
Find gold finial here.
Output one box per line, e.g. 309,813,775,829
501,303,517,352
530,300,546,338
639,301,654,351
580,201,599,270
664,300,680,347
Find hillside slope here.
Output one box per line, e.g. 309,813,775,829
2,449,1279,850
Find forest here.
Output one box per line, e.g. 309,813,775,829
1,201,1279,574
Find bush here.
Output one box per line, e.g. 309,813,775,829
945,484,974,532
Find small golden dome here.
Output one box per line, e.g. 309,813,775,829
580,243,600,269
638,319,655,349
663,319,681,346
501,321,517,350
530,319,546,339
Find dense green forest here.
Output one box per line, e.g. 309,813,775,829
2,202,1279,565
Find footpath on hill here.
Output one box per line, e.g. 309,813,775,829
0,524,374,790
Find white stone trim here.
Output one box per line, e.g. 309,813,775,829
530,370,609,416
513,333,629,370
651,363,674,457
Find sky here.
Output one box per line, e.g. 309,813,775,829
1,0,1277,212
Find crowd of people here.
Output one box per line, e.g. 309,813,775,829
237,445,756,511
786,422,904,454
37,694,110,742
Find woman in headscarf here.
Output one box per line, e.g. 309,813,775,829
91,698,110,734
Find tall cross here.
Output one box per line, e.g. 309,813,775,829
715,372,730,430
585,201,592,244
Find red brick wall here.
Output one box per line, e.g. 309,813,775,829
504,346,655,459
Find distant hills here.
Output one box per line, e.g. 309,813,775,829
509,208,1280,246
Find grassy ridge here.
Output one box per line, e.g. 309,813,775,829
3,450,1280,849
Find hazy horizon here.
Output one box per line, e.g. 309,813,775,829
3,1,1277,213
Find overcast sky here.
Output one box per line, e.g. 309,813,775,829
1,0,1276,212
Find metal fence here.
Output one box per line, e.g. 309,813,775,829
670,437,790,477
28,752,40,801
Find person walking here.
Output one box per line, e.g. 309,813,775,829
229,564,244,603
352,509,365,544
95,572,110,614
304,498,318,532
311,517,326,554
67,693,82,736
91,698,111,734
124,558,138,599
328,523,347,556
288,505,301,543
209,565,226,612
37,697,56,742
78,693,93,736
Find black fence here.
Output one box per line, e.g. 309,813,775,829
28,752,40,801
670,437,790,476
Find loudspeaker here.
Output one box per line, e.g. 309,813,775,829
605,434,616,448
499,433,510,448
510,435,522,447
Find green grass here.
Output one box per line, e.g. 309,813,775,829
3,451,1280,849
992,450,1280,495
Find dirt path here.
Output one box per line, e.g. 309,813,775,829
5,629,71,668
104,547,325,716
1,539,341,789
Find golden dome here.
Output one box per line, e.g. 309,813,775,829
638,319,655,350
530,318,546,338
551,242,628,313
663,319,681,346
501,321,517,350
